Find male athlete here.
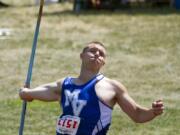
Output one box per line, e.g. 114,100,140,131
19,41,164,135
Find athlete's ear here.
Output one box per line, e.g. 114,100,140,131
80,53,83,59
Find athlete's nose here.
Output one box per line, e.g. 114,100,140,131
94,51,100,58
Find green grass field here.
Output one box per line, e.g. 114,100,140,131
0,1,180,135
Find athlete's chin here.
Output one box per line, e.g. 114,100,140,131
89,63,103,71
89,61,100,67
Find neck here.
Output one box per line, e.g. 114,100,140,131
78,66,100,83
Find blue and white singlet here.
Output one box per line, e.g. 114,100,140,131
56,74,113,135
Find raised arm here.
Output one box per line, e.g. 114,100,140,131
113,81,164,123
19,79,64,102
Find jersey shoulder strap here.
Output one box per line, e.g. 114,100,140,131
83,74,104,90
61,77,72,89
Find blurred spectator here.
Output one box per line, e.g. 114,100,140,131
173,0,180,9
35,0,58,5
121,0,129,5
0,1,9,7
146,0,172,7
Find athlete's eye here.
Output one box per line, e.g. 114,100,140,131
99,51,105,57
89,49,96,53
88,48,105,58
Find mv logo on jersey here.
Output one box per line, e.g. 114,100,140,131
64,89,87,116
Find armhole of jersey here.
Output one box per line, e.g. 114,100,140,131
61,77,71,92
61,77,66,93
94,76,114,110
98,99,113,110
60,77,71,105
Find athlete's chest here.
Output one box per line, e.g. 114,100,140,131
61,84,100,116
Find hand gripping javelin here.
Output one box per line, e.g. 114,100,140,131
19,0,44,135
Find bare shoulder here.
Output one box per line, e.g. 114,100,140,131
56,78,66,91
56,78,65,86
95,77,127,107
100,77,127,93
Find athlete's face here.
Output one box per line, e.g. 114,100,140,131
80,43,106,70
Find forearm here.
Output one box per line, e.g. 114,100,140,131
135,100,164,123
20,88,58,101
135,107,156,123
115,83,164,123
19,83,60,102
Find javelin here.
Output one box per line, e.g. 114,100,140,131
19,0,44,135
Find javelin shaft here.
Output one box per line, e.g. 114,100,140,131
25,0,44,87
19,1,44,135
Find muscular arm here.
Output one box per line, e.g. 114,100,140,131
19,79,63,102
113,81,164,123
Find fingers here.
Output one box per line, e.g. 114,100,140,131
19,88,33,102
19,88,26,100
152,100,164,116
152,106,164,115
24,84,30,88
152,100,163,107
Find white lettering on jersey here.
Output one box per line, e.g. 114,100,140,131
64,89,87,116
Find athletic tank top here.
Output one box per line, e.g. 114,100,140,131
56,74,113,135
